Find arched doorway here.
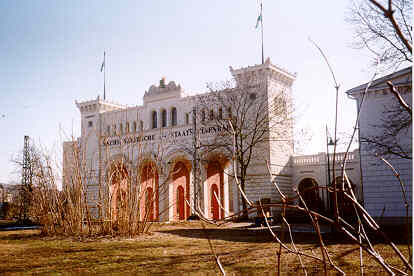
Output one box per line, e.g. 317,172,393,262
298,178,323,212
139,163,159,221
108,162,129,222
211,184,219,220
177,186,185,220
330,176,357,220
207,161,224,220
172,161,190,221
145,187,154,221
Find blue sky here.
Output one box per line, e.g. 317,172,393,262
0,1,379,184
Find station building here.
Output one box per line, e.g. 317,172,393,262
63,58,362,222
346,67,412,224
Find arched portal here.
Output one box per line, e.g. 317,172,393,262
211,184,220,220
139,163,159,221
330,176,356,220
108,163,129,222
207,161,224,220
298,178,323,212
172,161,190,221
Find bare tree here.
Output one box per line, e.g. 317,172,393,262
360,89,412,159
347,0,412,70
196,74,294,219
347,0,412,159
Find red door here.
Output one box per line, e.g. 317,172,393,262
211,184,219,220
146,187,154,221
177,186,185,220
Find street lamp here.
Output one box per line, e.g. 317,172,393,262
325,126,336,213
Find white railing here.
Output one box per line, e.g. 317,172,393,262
293,151,357,165
293,154,322,165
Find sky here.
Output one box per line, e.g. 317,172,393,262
0,1,381,184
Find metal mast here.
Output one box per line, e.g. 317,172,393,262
21,135,32,222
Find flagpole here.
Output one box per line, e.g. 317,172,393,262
103,51,106,100
260,2,264,64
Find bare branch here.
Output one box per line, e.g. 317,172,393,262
387,81,412,115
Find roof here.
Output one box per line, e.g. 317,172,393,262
345,66,412,96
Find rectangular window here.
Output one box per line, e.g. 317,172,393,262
88,121,93,127
201,110,206,122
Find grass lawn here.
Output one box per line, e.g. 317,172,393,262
0,221,411,275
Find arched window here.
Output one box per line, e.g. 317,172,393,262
119,123,123,135
218,108,223,120
171,107,177,126
140,120,144,131
161,109,167,127
125,122,130,133
185,113,189,125
152,111,157,129
133,121,137,132
227,107,232,119
113,125,117,136
209,109,214,120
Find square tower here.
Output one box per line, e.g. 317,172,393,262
229,58,296,203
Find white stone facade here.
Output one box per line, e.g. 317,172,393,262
64,59,363,222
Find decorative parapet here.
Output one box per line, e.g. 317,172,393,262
145,80,182,95
143,79,183,105
293,150,358,166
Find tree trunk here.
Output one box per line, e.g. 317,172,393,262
240,177,249,220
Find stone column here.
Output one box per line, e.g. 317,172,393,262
159,172,169,222
228,162,239,215
223,165,230,216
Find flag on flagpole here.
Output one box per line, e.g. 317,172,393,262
255,2,262,29
100,52,105,72
255,13,262,29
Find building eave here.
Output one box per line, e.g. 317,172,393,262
345,66,412,97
